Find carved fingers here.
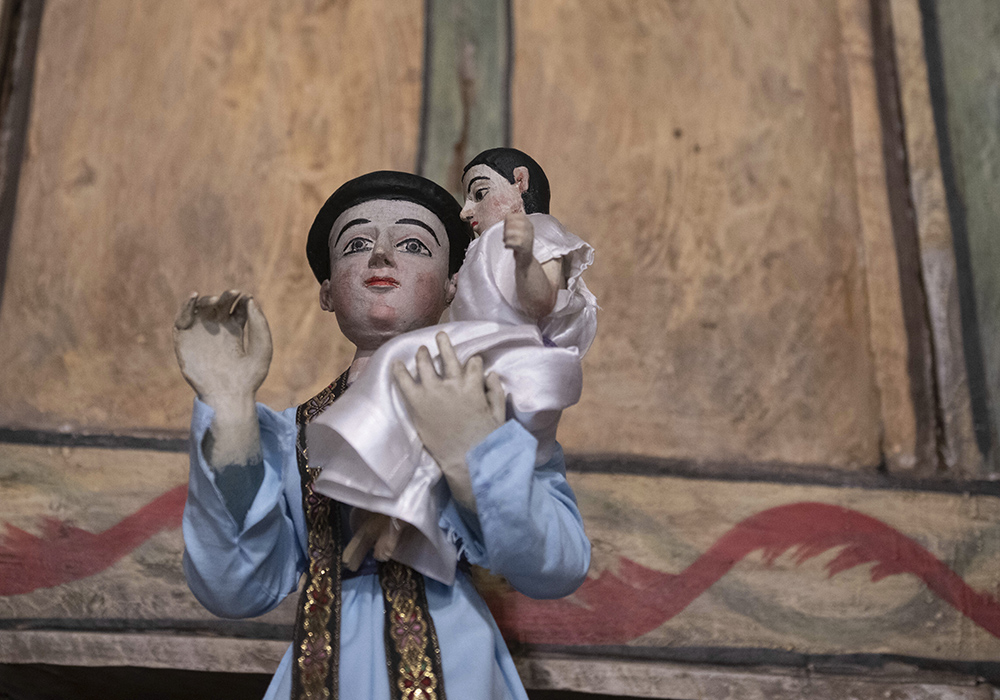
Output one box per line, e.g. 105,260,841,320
391,332,507,512
502,212,535,263
172,290,272,401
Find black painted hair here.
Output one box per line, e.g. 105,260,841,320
463,148,551,215
306,171,472,282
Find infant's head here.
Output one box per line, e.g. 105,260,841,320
460,148,550,235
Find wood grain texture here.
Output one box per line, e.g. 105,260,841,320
419,0,510,196
889,0,981,475
0,0,423,434
1,635,993,699
0,442,295,627
0,630,288,673
511,0,882,468
3,441,999,666
932,0,1000,472
837,0,922,472
556,472,1000,662
515,654,995,700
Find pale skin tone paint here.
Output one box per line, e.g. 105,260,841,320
173,199,504,570
460,164,567,320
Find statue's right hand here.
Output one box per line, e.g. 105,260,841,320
172,291,273,405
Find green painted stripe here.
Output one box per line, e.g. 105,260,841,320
418,0,511,197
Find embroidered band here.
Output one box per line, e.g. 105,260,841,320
291,373,348,700
290,372,447,699
379,560,447,700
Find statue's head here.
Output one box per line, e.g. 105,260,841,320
306,171,472,350
460,148,550,235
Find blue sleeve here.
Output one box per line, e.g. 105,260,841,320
440,421,591,599
182,399,307,619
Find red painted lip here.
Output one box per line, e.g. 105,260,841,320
365,276,399,288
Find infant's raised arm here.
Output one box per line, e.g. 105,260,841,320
503,213,567,320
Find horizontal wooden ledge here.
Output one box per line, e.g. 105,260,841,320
565,453,1000,496
0,618,290,641
2,631,996,699
0,427,189,452
514,650,998,700
2,428,1000,496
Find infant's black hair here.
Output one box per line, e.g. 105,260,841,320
463,148,550,215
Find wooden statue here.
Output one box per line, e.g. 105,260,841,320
173,168,591,700
308,149,598,584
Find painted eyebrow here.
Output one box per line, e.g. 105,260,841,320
333,218,371,247
395,218,440,246
466,176,489,195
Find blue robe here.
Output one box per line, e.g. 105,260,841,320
182,399,591,699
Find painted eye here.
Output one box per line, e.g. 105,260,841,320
474,188,487,202
397,238,431,256
343,237,372,254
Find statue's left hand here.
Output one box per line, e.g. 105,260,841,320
392,332,506,511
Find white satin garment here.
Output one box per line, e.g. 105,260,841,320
309,214,597,584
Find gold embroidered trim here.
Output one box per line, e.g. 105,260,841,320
290,371,446,699
379,560,446,700
292,373,347,700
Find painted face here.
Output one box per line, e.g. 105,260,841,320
319,199,456,351
460,164,525,235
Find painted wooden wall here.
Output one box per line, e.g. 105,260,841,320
1,0,997,697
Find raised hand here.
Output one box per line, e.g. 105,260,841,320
392,332,506,511
173,291,273,468
173,290,273,405
502,212,535,267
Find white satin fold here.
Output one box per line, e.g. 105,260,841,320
309,214,596,585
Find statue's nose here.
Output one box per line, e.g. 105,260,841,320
368,239,394,268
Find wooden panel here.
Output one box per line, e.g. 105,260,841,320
3,442,999,667
510,0,890,468
931,0,1000,473
484,472,1000,663
0,0,424,434
889,0,981,474
2,636,993,700
420,0,510,196
0,442,296,627
515,655,996,700
838,0,923,472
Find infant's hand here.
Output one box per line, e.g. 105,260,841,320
343,510,411,570
503,213,534,266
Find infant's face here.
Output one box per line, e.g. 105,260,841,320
460,165,525,235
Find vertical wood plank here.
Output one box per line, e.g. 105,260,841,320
889,0,982,475
837,0,926,472
928,0,1000,474
0,0,43,309
418,0,510,195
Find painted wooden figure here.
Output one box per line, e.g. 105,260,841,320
308,149,598,584
174,169,590,700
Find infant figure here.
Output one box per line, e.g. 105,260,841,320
308,149,597,583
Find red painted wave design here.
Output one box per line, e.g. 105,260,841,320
0,485,187,596
2,493,998,648
483,502,1000,645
